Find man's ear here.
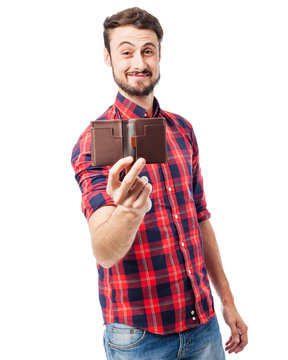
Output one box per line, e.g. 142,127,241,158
104,47,112,67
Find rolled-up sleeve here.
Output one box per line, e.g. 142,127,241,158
190,126,211,223
71,126,115,221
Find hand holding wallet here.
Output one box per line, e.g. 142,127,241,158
90,117,167,166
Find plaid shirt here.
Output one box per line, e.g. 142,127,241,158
71,92,215,334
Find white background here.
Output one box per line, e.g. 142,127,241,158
1,1,287,359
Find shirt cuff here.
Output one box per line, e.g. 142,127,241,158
81,190,115,221
197,209,211,223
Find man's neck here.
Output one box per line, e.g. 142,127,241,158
119,89,154,116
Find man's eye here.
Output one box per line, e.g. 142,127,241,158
144,49,153,54
122,51,131,55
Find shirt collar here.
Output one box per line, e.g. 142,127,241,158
115,91,161,119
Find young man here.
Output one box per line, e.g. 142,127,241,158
71,7,248,359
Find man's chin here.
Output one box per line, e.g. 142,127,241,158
125,88,154,97
114,74,160,98
118,84,155,97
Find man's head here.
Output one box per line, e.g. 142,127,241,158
103,8,163,98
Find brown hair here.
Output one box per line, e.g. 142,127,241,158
103,7,163,55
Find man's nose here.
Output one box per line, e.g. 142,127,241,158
132,52,147,71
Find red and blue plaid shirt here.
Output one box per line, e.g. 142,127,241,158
71,92,215,334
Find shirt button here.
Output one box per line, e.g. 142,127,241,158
188,270,192,275
191,310,195,315
192,317,196,321
175,214,178,219
181,242,185,247
168,187,172,192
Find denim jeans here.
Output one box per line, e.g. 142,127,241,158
103,315,225,360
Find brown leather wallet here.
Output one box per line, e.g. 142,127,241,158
90,117,167,166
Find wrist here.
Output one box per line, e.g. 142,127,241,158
116,204,145,221
222,296,235,308
220,290,235,308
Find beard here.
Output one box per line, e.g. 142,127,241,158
112,68,160,97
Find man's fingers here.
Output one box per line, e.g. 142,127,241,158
122,158,146,187
107,156,134,195
130,176,149,190
235,340,248,354
133,182,152,211
234,338,247,354
225,321,240,353
226,336,247,354
227,342,240,354
116,158,146,203
107,157,149,207
225,339,238,352
230,322,240,344
120,176,150,207
240,333,248,350
225,322,248,354
235,323,248,353
225,336,233,346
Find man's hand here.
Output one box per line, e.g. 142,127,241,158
106,156,152,216
222,304,248,354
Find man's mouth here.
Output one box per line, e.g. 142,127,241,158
127,72,151,78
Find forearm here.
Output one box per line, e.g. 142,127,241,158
199,219,234,306
88,157,152,269
90,205,145,268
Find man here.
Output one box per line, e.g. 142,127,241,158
71,7,248,359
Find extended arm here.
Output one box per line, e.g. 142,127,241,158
88,156,152,268
199,219,248,354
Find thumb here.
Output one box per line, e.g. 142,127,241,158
230,322,240,343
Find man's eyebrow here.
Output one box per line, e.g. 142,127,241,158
142,42,157,49
118,41,135,48
117,41,157,49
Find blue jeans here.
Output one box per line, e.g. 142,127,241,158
103,315,225,359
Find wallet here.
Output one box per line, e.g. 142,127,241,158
90,117,167,166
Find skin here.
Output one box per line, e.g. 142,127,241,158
200,220,248,354
88,24,248,354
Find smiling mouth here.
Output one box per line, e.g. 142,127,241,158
127,72,151,78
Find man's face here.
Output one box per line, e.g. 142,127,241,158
104,25,161,97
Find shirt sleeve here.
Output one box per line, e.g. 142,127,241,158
189,124,211,223
71,126,115,221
